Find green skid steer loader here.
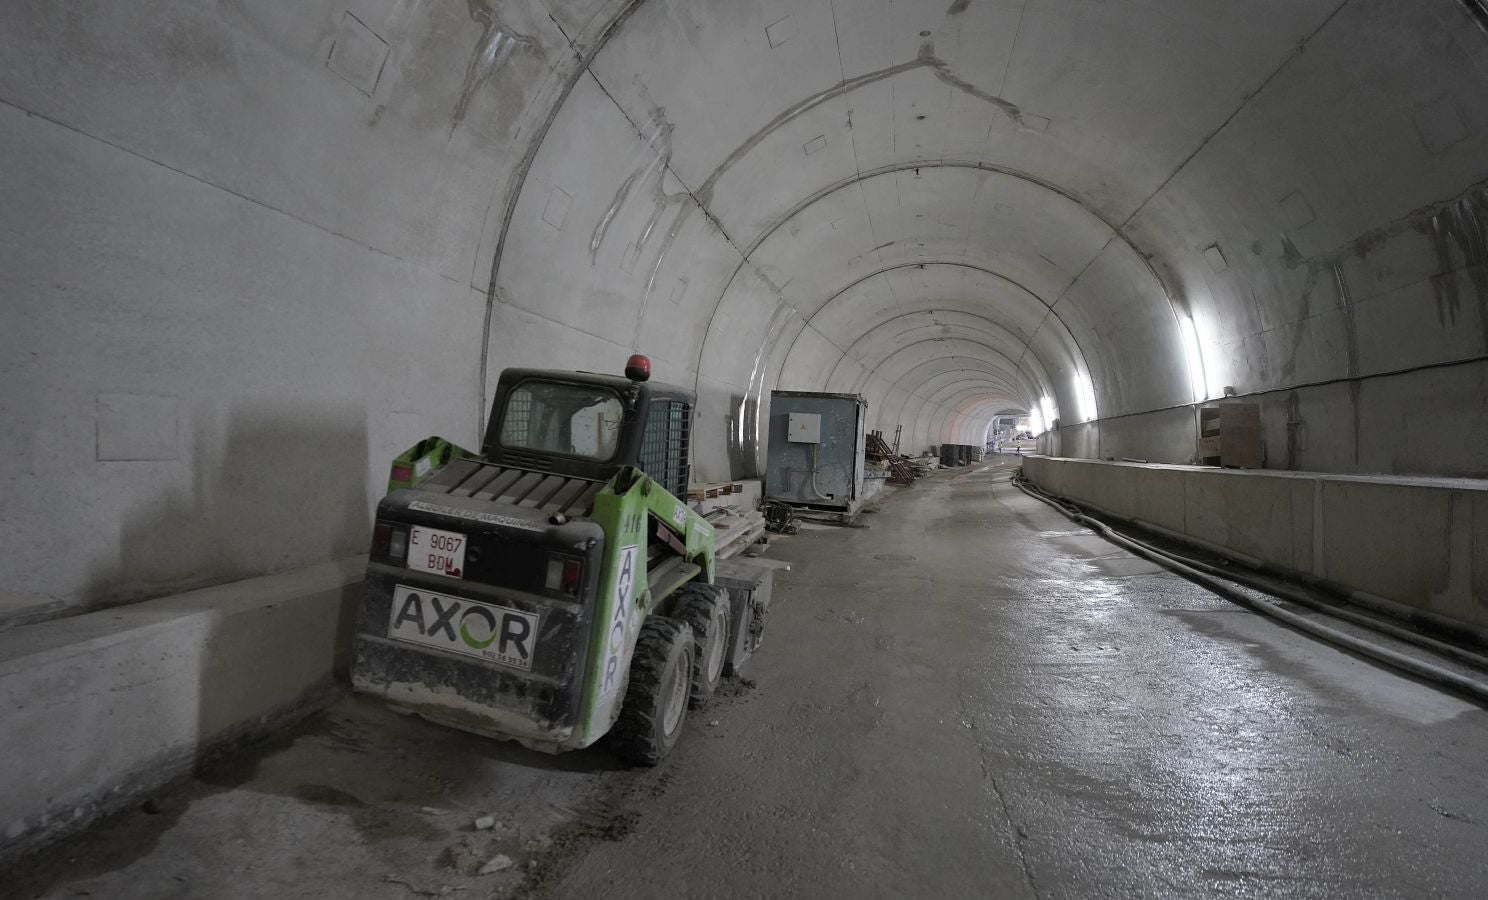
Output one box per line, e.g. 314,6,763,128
351,355,758,764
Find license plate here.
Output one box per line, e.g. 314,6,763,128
407,525,467,579
387,585,537,671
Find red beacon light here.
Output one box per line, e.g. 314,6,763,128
624,353,651,382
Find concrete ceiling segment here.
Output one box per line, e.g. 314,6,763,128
713,160,1168,428
775,263,1076,394
779,314,1035,394
833,331,1040,424
742,167,1118,321
889,365,1029,419
866,351,1028,438
931,394,1005,446
921,386,1023,443
589,0,1343,234
823,314,1051,393
920,379,1030,434
838,337,1029,401
882,362,1020,435
580,2,1201,433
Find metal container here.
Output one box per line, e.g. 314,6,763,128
764,391,868,518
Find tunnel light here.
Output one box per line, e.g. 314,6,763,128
1027,395,1057,435
1178,315,1208,403
1074,372,1097,423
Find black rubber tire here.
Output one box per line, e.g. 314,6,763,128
609,618,694,766
673,583,731,709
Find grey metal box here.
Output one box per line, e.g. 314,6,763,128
765,391,868,515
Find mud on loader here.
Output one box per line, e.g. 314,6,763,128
352,355,758,764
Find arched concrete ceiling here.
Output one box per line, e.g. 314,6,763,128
490,0,1488,478
14,0,1488,611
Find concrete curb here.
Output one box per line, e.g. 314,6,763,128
1020,455,1488,639
0,556,366,864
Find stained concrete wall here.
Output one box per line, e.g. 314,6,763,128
0,0,615,616
1022,455,1488,636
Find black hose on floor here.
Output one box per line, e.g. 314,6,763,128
1010,473,1488,704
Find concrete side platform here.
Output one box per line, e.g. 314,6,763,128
0,557,365,863
1021,456,1488,637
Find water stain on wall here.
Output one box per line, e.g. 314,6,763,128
452,0,531,134
585,100,697,346
1422,186,1488,348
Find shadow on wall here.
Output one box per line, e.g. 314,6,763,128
82,401,370,610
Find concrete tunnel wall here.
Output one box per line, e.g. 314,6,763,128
5,0,1488,614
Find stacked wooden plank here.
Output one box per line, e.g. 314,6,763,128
707,507,768,558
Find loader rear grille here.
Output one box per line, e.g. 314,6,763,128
639,400,690,498
420,459,603,516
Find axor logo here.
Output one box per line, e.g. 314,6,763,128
388,585,537,671
601,544,640,698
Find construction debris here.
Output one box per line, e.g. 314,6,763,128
866,431,924,485
477,854,515,875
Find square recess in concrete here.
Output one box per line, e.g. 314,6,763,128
1020,113,1051,133
766,14,796,48
326,12,389,98
541,185,573,231
1278,190,1316,230
1413,97,1468,154
97,393,178,461
1203,243,1228,273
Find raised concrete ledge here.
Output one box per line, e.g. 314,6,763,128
0,556,365,863
1021,456,1488,639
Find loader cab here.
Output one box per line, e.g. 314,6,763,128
482,359,694,496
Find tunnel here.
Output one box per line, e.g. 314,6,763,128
4,0,1488,896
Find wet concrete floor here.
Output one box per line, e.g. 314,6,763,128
7,459,1488,898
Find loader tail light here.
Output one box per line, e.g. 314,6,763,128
373,523,409,561
390,464,414,485
546,555,583,596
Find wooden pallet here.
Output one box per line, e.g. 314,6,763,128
687,481,746,501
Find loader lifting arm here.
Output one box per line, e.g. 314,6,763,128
603,466,714,581
579,465,715,741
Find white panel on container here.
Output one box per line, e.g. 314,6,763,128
787,412,821,443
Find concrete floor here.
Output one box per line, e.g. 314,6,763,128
7,458,1488,899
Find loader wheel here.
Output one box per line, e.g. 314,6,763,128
674,583,731,709
610,618,694,766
